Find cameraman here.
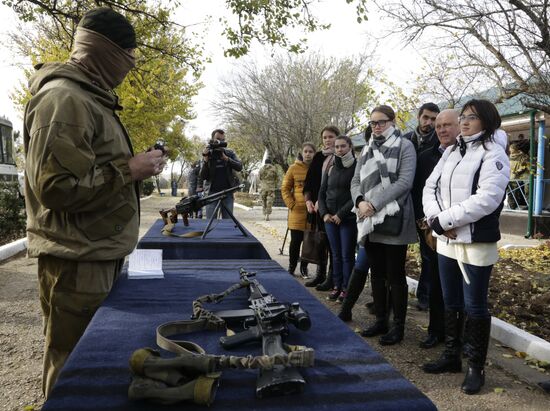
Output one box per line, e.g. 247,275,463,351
200,129,242,218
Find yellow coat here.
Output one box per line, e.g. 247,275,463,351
281,159,309,231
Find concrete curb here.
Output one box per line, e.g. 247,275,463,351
0,238,27,261
406,275,550,362
234,202,252,211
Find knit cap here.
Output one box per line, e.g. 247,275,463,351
78,7,136,49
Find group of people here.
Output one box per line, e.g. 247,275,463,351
19,5,513,400
281,101,510,395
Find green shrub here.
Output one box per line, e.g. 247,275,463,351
0,181,26,245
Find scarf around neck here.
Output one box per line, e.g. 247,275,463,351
355,128,402,244
337,149,355,168
69,27,135,90
322,147,335,156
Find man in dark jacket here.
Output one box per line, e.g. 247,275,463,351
411,108,459,348
200,129,243,219
23,8,165,397
188,160,203,217
403,102,441,153
404,102,440,310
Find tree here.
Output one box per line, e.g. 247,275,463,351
3,0,369,59
376,0,550,112
9,1,200,153
226,127,265,181
214,53,376,169
414,54,485,109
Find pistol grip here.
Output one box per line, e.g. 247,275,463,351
219,326,261,349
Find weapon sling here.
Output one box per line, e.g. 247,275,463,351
128,277,315,406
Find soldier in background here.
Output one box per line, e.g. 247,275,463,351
187,159,203,218
259,158,279,221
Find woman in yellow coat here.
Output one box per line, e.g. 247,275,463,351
281,142,316,277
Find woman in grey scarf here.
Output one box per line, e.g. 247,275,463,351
350,105,417,346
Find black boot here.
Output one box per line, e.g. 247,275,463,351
315,263,333,291
305,264,326,287
461,316,491,395
287,263,297,276
299,262,309,279
361,318,388,337
379,284,408,346
423,310,464,374
337,268,368,322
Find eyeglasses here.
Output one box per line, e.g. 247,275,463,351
368,119,390,128
459,114,480,123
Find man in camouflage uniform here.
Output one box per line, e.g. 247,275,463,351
259,159,279,221
23,8,165,397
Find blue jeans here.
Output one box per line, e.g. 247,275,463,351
438,254,492,318
205,194,234,219
325,219,357,289
355,245,369,273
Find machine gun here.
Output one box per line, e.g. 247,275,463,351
159,184,246,239
215,268,312,398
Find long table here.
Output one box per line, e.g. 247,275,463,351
137,219,270,259
43,259,436,411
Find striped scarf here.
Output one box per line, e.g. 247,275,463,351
356,127,402,243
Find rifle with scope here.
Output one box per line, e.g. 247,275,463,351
215,268,312,398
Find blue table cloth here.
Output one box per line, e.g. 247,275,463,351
137,219,270,260
43,259,436,411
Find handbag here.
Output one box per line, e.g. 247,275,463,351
373,207,404,236
300,214,328,265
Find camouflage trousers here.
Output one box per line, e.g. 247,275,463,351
261,190,275,216
38,255,123,397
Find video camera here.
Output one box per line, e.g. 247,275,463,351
207,139,228,160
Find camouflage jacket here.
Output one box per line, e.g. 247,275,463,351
259,163,278,191
24,62,139,260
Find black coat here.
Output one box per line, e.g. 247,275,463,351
412,144,443,219
318,156,357,222
303,151,332,203
403,128,438,153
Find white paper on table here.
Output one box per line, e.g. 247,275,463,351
128,249,164,279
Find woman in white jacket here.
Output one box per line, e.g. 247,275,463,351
421,99,510,395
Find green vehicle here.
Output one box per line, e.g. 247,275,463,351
0,117,22,194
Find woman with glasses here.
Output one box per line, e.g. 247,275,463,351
282,142,317,277
318,135,357,302
422,99,510,395
351,105,417,346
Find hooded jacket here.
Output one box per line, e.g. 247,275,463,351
24,62,139,260
423,135,510,244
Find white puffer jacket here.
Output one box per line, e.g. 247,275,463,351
423,134,510,244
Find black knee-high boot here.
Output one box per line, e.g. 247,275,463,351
337,268,368,322
423,310,464,373
461,316,491,395
379,284,408,345
305,264,325,287
315,258,333,291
